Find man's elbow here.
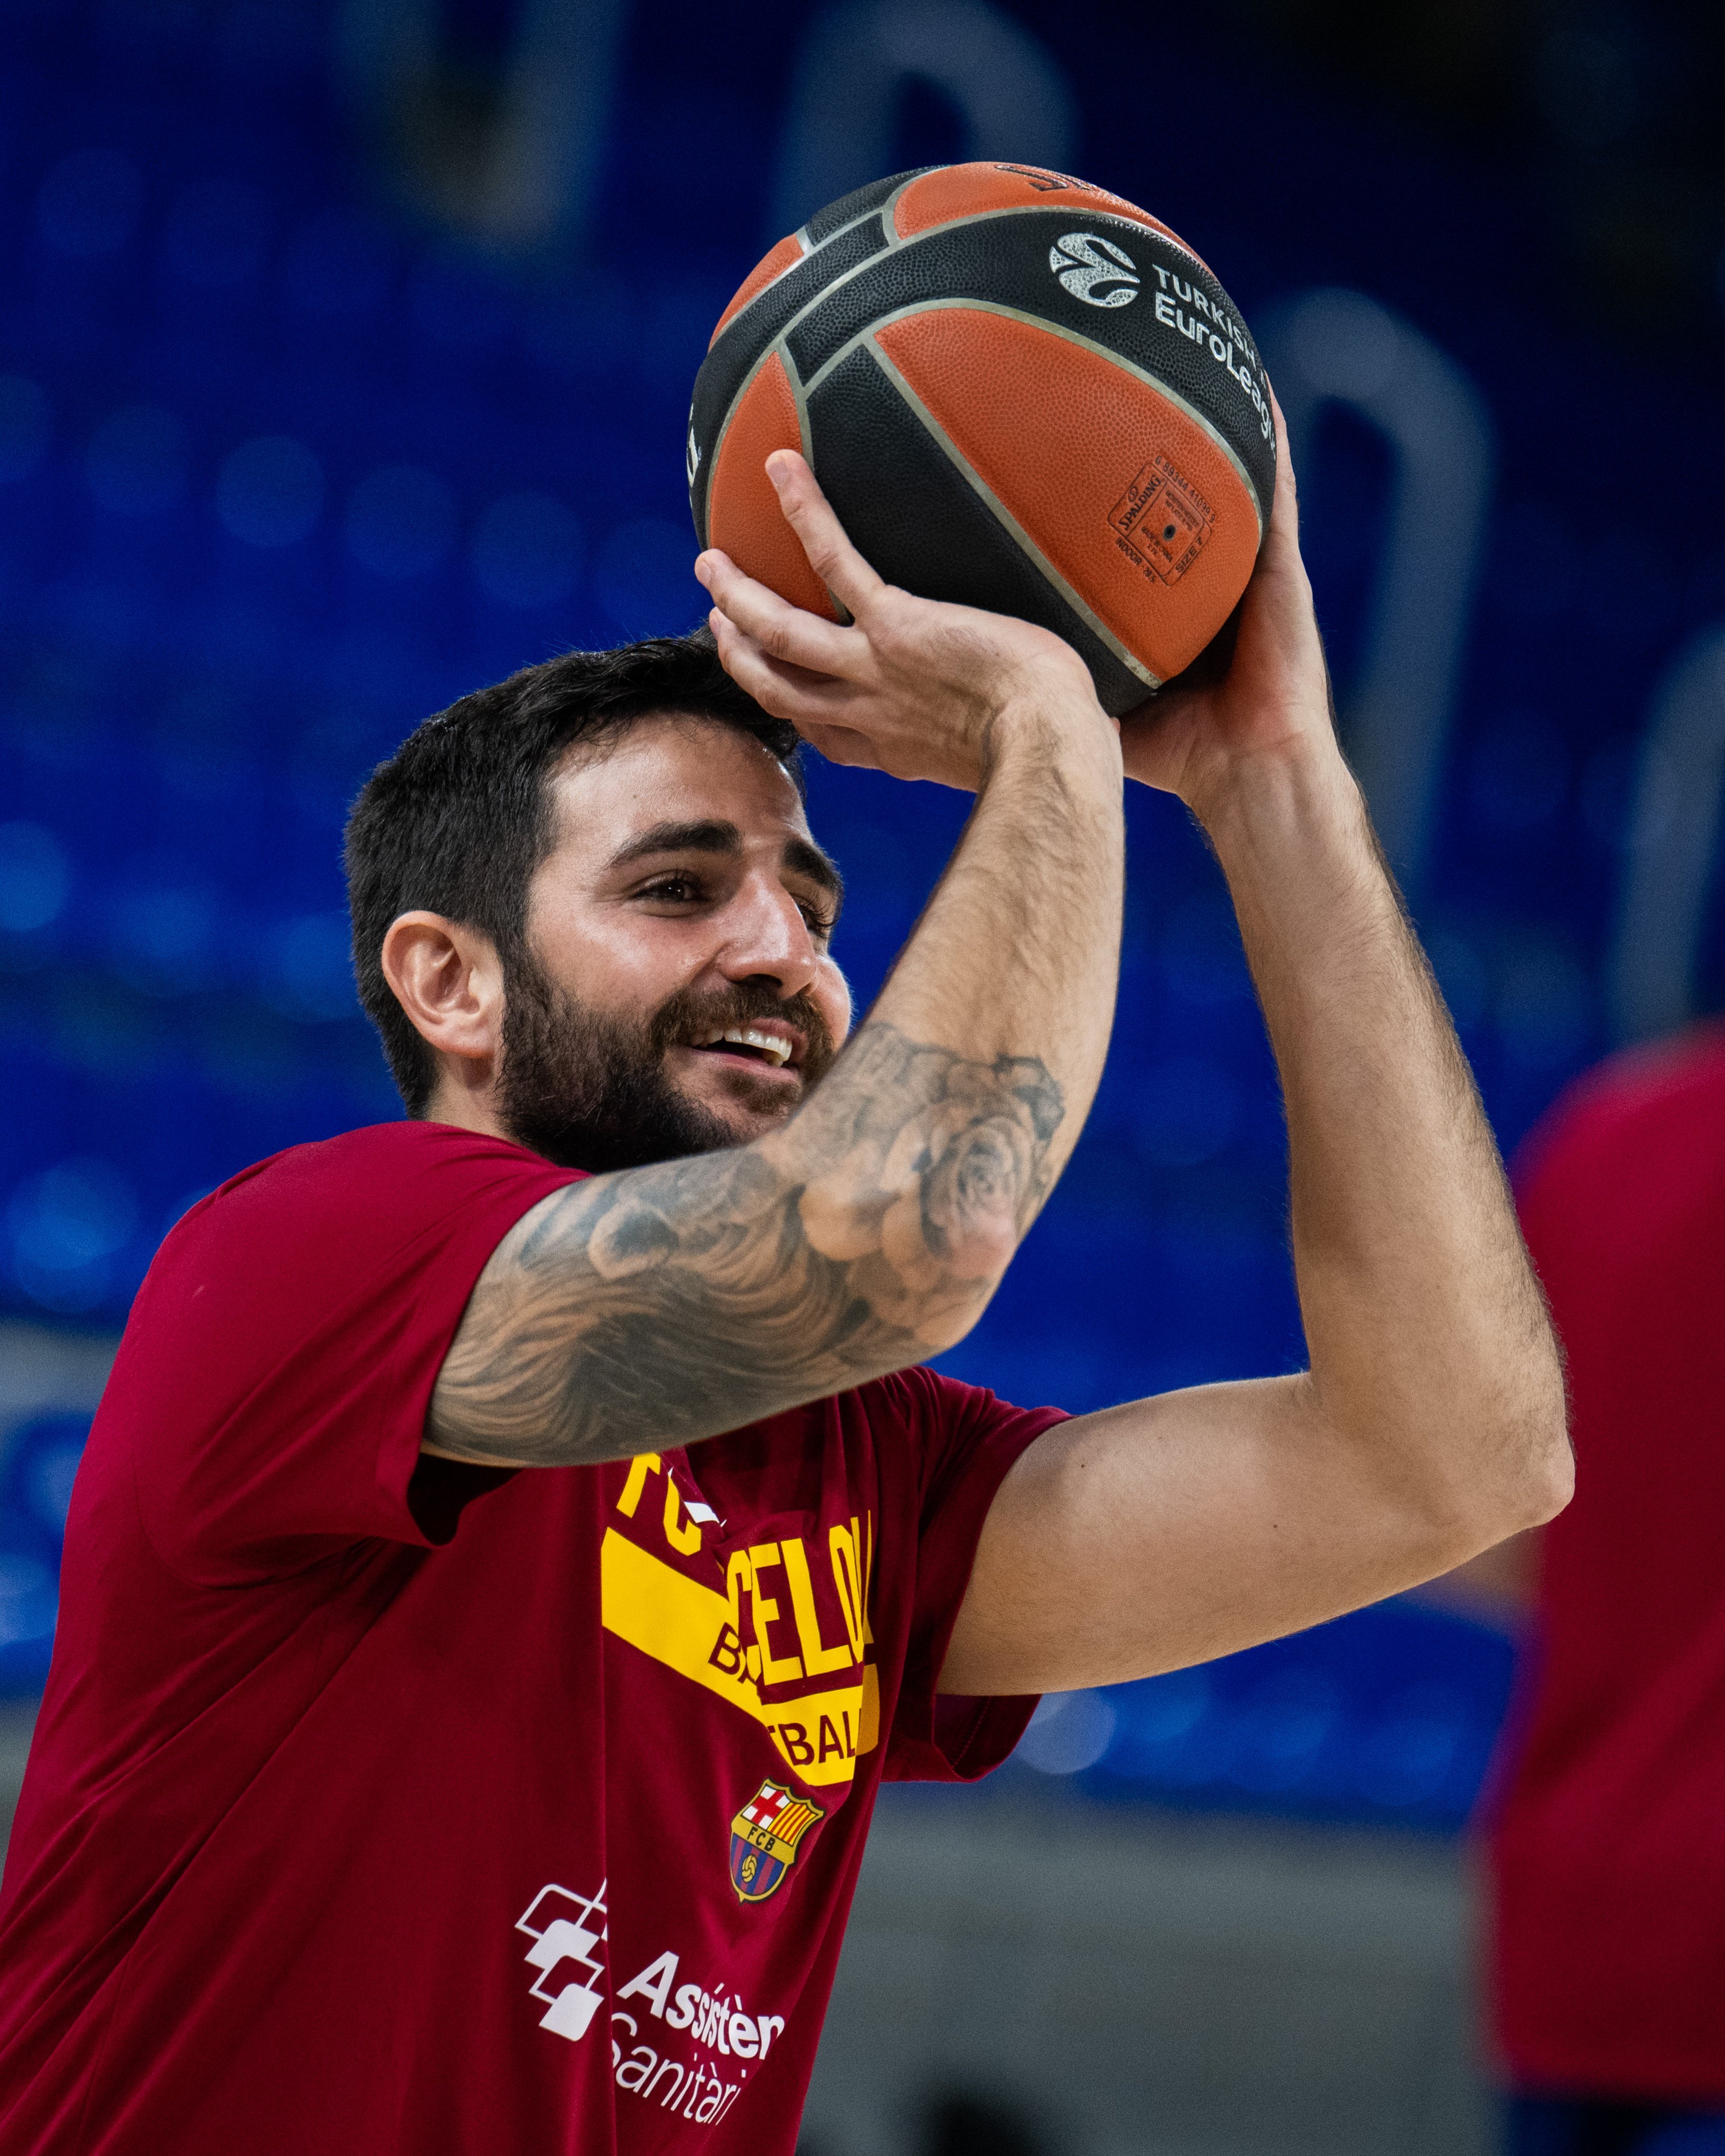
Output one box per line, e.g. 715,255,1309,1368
902,1220,1022,1358
1331,1341,1571,1577
1499,1329,1573,1528
1513,1393,1574,1529
909,1275,1006,1360
1435,1369,1573,1559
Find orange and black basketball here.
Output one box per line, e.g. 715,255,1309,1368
687,162,1275,716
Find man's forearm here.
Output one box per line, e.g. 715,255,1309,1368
854,703,1124,1189
1208,746,1569,1531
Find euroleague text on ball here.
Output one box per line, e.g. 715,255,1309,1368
1149,267,1272,440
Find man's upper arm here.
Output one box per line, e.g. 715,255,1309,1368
937,1374,1502,1697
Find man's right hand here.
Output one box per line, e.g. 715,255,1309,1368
696,450,1109,792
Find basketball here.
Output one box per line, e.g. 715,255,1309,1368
687,163,1276,715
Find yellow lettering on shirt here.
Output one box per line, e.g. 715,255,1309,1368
857,1646,879,1754
725,1548,752,1627
830,1524,861,1658
616,1454,705,1556
662,1476,702,1555
780,1535,854,1675
830,1518,880,1656
600,1529,876,1788
616,1454,663,1518
746,1543,805,1685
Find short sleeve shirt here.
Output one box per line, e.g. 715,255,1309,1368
0,1122,1058,2156
1488,1025,1725,2101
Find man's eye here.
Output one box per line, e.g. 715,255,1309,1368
642,876,703,904
799,901,836,939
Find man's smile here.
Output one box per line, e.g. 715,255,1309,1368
684,1020,805,1072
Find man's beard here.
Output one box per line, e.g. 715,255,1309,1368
495,950,839,1173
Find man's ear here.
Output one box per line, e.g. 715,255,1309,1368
380,913,505,1085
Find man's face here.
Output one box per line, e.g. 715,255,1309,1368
495,714,853,1172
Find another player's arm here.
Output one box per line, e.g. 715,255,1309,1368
939,404,1572,1695
426,455,1123,1470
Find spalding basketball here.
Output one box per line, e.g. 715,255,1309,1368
687,163,1275,716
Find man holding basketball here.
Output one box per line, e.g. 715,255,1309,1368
0,425,1569,2154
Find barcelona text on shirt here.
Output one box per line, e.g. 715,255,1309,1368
603,1452,878,1788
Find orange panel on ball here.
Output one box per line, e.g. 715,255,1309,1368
873,308,1260,682
707,350,839,621
711,233,805,346
891,163,1210,275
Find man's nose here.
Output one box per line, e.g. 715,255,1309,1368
712,876,820,994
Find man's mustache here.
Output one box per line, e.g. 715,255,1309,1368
647,982,838,1081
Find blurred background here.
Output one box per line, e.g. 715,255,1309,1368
3,0,1724,2149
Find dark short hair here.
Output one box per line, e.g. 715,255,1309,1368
344,631,803,1115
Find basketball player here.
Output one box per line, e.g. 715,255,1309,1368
0,431,1570,2154
1433,1024,1725,2154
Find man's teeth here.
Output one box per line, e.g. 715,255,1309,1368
702,1026,792,1067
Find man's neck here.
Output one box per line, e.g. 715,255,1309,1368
422,1079,509,1144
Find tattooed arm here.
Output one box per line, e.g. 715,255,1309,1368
428,1027,1065,1463
426,455,1124,1468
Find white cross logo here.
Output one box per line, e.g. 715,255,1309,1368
517,1880,609,2041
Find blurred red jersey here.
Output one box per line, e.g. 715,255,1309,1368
0,1121,1052,2155
1490,1023,1725,2102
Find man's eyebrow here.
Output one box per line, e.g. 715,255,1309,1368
607,819,844,911
784,836,844,910
607,819,743,870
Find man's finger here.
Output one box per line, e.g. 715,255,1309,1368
696,546,870,681
707,608,872,727
796,721,882,772
764,451,886,622
1265,387,1299,547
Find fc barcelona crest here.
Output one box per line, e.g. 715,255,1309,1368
729,1781,824,1903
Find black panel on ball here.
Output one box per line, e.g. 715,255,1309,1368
800,168,933,246
806,344,1148,715
784,208,1275,520
688,215,889,542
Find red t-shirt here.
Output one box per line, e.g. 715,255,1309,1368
0,1122,1056,2155
1489,1023,1725,2102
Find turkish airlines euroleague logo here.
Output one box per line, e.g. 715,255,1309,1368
1049,232,1140,308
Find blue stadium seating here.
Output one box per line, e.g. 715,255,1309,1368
0,1411,92,1694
